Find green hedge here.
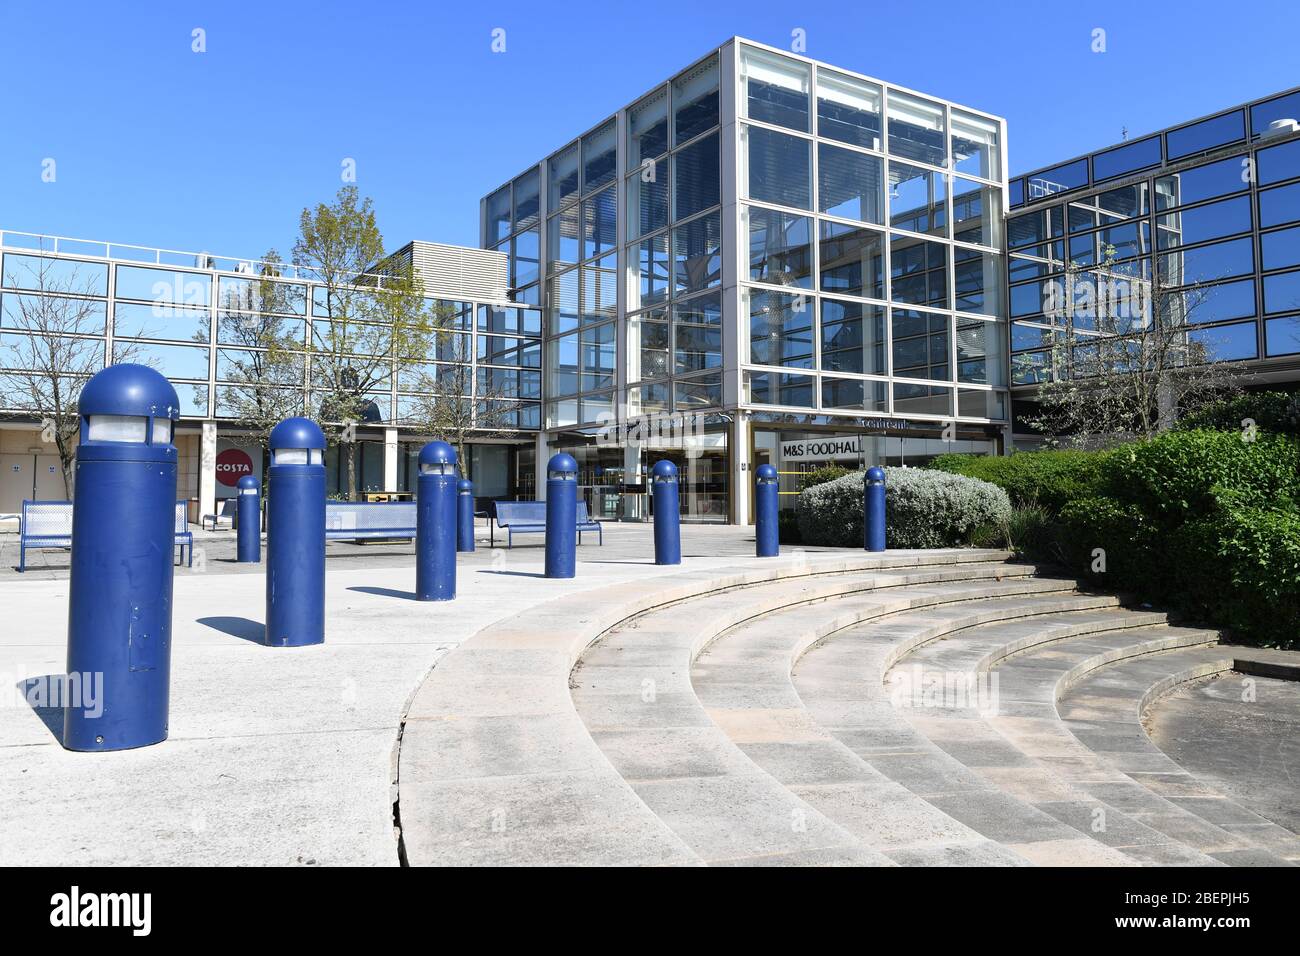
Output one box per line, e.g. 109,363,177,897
1177,390,1300,437
796,467,1010,549
928,449,1109,514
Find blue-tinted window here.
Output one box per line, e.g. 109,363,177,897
672,212,721,295
1008,211,1047,248
513,169,540,232
889,235,948,308
1262,225,1300,271
1166,110,1245,160
2,254,109,296
1183,278,1256,325
673,132,720,220
548,145,579,209
1251,91,1300,137
1260,181,1300,228
1189,321,1257,361
820,299,885,374
629,90,669,166
115,265,210,307
581,188,617,260
1264,269,1300,315
1157,195,1252,248
673,57,719,145
1010,279,1049,318
1011,321,1054,351
819,220,885,300
746,125,811,209
1097,182,1149,220
582,121,617,194
748,289,813,369
1156,156,1251,209
1025,159,1088,199
747,207,813,289
1257,138,1300,186
819,143,884,223
1092,136,1161,181
1159,237,1254,286
485,186,511,243
1265,316,1300,356
1008,178,1024,208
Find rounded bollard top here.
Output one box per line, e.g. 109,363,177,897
547,452,578,477
269,416,325,452
237,474,260,492
457,478,473,493
79,363,180,421
866,466,886,482
418,440,457,467
651,459,678,482
756,463,778,481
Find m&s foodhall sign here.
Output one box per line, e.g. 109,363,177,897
780,436,866,462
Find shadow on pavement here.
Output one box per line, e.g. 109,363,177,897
14,675,64,741
347,585,419,601
197,616,266,644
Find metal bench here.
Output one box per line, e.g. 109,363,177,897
490,500,602,548
324,501,417,542
201,498,237,531
19,500,194,572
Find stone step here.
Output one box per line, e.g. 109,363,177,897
1057,644,1300,865
394,549,1021,865
572,563,1076,865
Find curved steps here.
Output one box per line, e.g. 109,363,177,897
1057,646,1300,865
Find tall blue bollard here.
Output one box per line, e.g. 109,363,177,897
265,417,326,647
755,463,780,558
64,364,180,751
545,453,578,579
652,459,681,565
236,474,261,563
456,478,475,553
864,466,887,552
416,441,458,601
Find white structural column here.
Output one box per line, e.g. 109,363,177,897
383,427,399,491
731,413,751,526
199,421,217,525
534,431,549,501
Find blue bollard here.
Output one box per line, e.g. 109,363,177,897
236,474,261,563
545,453,578,579
651,460,681,566
865,466,887,552
265,417,326,647
755,463,779,558
456,478,475,553
64,364,180,751
416,441,458,601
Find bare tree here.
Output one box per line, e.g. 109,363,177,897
400,310,524,478
207,250,306,442
1020,247,1244,447
0,255,139,497
293,186,435,499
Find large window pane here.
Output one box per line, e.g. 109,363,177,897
548,143,579,210
1188,321,1257,361
957,388,1006,420
818,143,883,223
581,187,617,260
582,120,617,194
740,47,810,132
673,131,719,220
1157,195,1252,248
2,254,108,295
673,55,718,145
580,322,616,392
485,185,511,244
513,168,540,232
547,205,580,269
1261,225,1300,271
629,89,669,166
1252,91,1300,138
745,125,811,209
816,69,881,150
952,178,1000,247
747,288,813,368
956,317,1005,385
892,381,952,417
1167,278,1256,325
746,370,814,407
1166,110,1245,160
115,265,210,307
675,371,721,409
547,331,579,396
819,221,885,300
632,308,670,381
1258,138,1300,186
1265,316,1300,357
951,109,1000,180
746,206,812,289
513,228,540,287
114,301,209,342
674,291,722,374
819,298,885,374
890,234,949,308
822,376,888,411
548,269,579,336
1264,269,1300,315
1025,159,1088,199
954,247,1003,317
891,308,950,381
115,340,209,379
1092,136,1161,182
627,159,667,240
1260,181,1300,228
635,234,670,309
580,254,617,325
890,162,947,237
887,91,945,168
1158,237,1254,286
1156,156,1250,209
672,212,721,294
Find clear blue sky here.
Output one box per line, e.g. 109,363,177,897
2,0,1298,261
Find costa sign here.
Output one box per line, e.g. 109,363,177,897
215,448,254,487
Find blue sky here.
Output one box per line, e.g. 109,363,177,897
2,0,1298,261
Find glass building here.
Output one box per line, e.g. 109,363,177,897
482,37,1010,523
0,233,541,518
1007,86,1300,446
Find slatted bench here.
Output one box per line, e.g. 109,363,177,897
19,500,194,572
324,501,416,543
490,500,602,548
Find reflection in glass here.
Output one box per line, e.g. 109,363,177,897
746,206,813,289
816,69,881,149
819,221,885,300
673,56,719,145
951,109,1000,180
820,298,885,374
740,47,810,132
748,288,814,369
887,91,945,168
819,144,883,223
745,125,811,209
890,162,947,236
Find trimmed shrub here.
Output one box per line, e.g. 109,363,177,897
798,464,852,491
1178,390,1300,437
797,467,1011,549
928,450,1109,514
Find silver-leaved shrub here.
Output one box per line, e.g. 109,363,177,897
795,467,1011,548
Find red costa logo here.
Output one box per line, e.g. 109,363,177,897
215,448,254,487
